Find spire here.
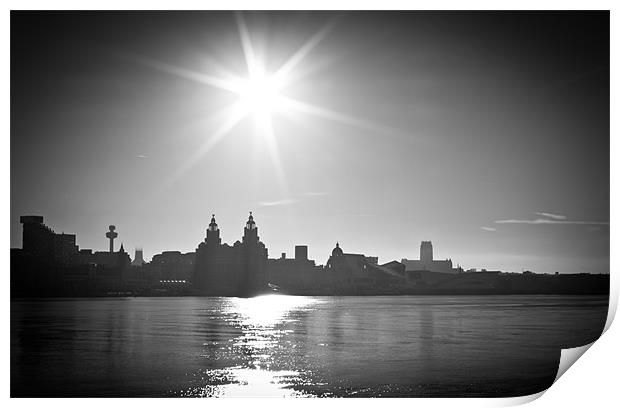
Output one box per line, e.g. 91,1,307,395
119,243,125,253
246,211,256,230
209,213,219,231
206,213,221,244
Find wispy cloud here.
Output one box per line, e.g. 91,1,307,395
257,198,299,207
137,155,148,159
535,212,567,220
495,218,609,226
480,227,496,232
258,192,326,207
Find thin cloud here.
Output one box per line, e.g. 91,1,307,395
137,155,148,159
535,212,567,220
258,198,299,207
495,218,609,226
480,227,496,232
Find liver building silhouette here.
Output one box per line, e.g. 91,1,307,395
193,212,268,297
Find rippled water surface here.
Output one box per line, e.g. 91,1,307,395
11,295,608,397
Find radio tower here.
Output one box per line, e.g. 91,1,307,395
106,225,118,253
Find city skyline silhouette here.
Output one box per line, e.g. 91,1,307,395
11,211,609,299
11,208,610,275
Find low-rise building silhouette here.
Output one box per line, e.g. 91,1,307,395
150,250,195,281
324,242,407,294
266,245,324,293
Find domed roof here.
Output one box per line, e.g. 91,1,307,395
332,242,343,257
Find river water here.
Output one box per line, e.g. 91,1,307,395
10,295,608,397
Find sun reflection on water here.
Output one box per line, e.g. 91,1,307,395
179,367,313,397
225,294,319,327
225,295,319,369
184,295,321,397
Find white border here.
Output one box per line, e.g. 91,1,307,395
3,2,617,407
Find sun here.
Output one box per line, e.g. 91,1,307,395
236,69,283,120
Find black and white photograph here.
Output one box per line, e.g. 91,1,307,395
8,7,612,399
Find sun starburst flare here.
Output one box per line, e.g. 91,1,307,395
136,13,397,192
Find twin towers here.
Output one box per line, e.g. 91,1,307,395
192,212,268,297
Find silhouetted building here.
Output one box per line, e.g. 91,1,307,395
266,245,324,293
150,250,195,281
295,245,308,261
365,256,379,265
54,233,79,266
77,249,94,264
402,241,455,274
193,214,234,294
193,213,268,296
420,240,433,264
237,212,269,295
325,242,405,294
12,216,140,297
14,216,70,294
132,248,145,266
381,260,406,275
19,216,55,263
79,249,125,268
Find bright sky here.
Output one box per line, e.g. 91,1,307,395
11,11,609,273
